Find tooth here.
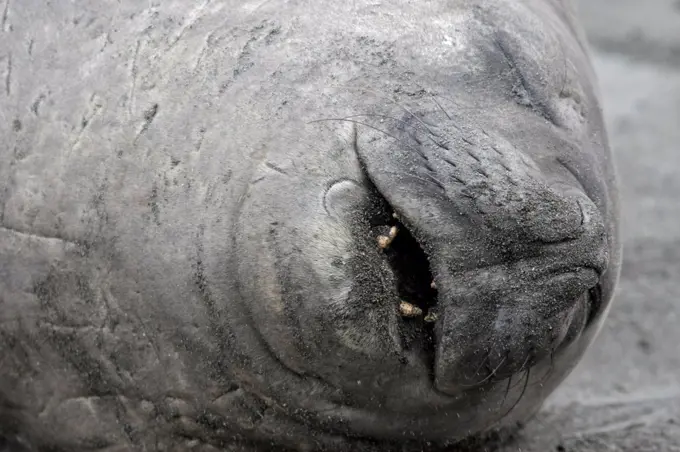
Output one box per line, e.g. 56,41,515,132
424,311,438,323
399,301,423,318
430,280,437,289
377,226,399,249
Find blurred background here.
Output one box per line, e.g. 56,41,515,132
560,0,680,401
504,0,680,450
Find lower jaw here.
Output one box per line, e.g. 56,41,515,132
255,342,584,446
191,351,577,452
211,292,591,452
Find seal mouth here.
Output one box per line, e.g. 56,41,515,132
364,183,601,397
373,214,440,372
352,115,610,397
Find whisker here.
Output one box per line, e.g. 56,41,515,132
343,113,423,140
501,368,531,420
517,352,533,374
533,350,556,388
460,355,508,388
504,354,533,392
343,113,450,151
501,374,513,408
431,95,452,121
465,352,491,380
307,118,422,155
431,90,496,113
369,168,447,193
333,85,442,138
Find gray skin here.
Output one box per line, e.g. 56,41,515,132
0,0,621,450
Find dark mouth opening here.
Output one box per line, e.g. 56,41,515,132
384,221,438,317
367,193,440,369
384,220,439,368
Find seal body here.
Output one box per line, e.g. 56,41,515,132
0,0,620,450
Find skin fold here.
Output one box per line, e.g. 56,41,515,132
0,0,620,450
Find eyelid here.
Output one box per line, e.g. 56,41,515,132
492,31,562,127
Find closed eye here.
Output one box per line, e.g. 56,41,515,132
492,31,561,127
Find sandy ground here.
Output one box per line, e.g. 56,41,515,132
496,1,680,450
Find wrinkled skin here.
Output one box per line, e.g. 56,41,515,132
0,0,621,450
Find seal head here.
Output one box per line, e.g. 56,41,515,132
233,0,620,447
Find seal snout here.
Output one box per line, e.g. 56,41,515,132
431,280,593,396
427,196,607,395
354,116,609,397
370,191,603,397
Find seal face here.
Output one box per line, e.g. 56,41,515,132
0,0,620,450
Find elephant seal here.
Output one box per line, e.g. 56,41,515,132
0,0,620,450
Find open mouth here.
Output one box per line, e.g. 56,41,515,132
377,219,437,320
365,193,442,378
356,168,605,396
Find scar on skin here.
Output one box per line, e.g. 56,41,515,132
377,226,399,249
399,301,422,318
